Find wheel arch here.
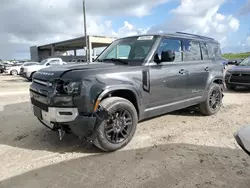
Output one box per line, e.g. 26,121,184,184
206,77,224,91
94,87,141,117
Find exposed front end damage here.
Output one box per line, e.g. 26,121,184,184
30,75,110,142
34,105,110,142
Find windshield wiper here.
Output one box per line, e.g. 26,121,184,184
98,58,129,65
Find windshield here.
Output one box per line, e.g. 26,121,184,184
238,57,250,66
39,59,49,65
96,36,157,64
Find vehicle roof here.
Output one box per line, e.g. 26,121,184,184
119,32,219,44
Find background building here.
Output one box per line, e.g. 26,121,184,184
30,35,117,62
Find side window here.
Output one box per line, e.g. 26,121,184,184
183,40,201,61
200,43,209,60
107,45,131,59
157,38,182,62
207,43,222,60
49,60,60,66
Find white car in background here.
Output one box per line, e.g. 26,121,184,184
20,57,67,81
5,62,39,76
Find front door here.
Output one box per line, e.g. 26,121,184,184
146,38,189,111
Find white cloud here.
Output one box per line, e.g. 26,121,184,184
149,0,240,48
0,0,168,59
0,0,243,59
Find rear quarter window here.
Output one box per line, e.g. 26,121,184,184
207,43,222,60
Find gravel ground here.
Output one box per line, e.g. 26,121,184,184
1,73,250,188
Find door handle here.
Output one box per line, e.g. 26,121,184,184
179,69,187,74
204,67,209,71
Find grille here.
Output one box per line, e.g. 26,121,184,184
230,73,250,84
31,98,48,112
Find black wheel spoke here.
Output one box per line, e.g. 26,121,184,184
125,117,132,122
120,110,127,118
124,121,132,126
106,123,114,129
106,128,114,134
120,131,126,138
209,88,221,110
123,129,129,135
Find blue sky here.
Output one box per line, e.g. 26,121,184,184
1,0,250,60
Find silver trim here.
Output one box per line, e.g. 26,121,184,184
33,79,52,87
145,96,202,112
33,106,79,123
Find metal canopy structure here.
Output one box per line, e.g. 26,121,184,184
38,35,116,50
30,35,117,62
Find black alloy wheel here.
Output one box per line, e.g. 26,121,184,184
198,83,223,116
209,88,221,111
94,97,138,152
104,108,133,144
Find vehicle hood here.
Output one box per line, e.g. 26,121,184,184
8,65,21,69
228,65,250,73
26,64,46,69
33,62,128,81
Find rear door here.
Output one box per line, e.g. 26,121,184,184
182,39,211,99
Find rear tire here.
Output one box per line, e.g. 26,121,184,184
94,97,138,152
199,83,223,116
10,70,18,76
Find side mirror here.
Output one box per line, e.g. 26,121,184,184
162,50,175,62
46,63,50,66
154,50,175,63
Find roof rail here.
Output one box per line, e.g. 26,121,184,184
176,32,214,40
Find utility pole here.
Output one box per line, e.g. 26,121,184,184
83,0,88,62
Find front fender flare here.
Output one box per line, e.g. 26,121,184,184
94,85,141,110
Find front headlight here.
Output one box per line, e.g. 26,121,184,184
63,81,82,95
5,67,10,70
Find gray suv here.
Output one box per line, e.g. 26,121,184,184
30,32,224,152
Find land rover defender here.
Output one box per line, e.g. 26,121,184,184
30,32,224,152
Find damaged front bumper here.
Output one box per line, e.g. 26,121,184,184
32,105,109,142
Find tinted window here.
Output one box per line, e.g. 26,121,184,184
183,40,201,61
107,45,131,59
97,36,157,64
207,43,222,60
200,43,209,60
50,60,60,64
157,38,182,62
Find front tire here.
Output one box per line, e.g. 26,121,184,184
94,97,138,152
199,83,223,116
10,70,18,76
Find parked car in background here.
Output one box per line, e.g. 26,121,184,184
30,32,224,152
4,62,39,76
227,58,244,65
222,57,228,69
69,59,86,63
0,62,13,73
234,125,250,156
225,56,250,90
21,58,67,81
